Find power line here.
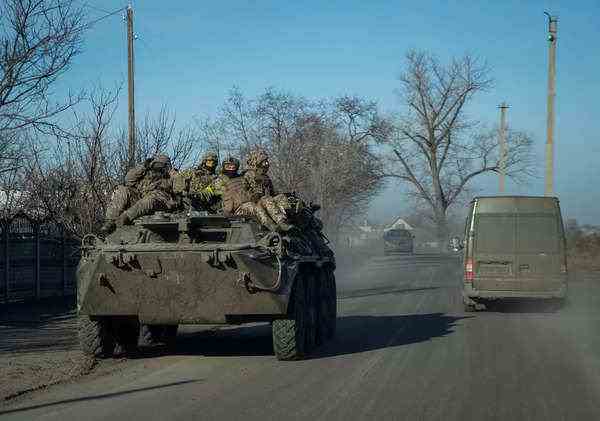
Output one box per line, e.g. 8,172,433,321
71,0,115,15
81,6,127,30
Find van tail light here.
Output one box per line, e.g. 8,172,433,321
465,259,474,282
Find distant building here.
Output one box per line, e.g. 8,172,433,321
384,217,413,232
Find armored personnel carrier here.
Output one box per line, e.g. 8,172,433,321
77,210,336,361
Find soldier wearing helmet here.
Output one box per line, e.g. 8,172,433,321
101,154,175,233
173,151,220,211
243,149,275,201
238,149,294,232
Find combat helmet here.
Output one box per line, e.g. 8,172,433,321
246,149,269,172
151,154,172,172
200,151,218,172
222,156,240,176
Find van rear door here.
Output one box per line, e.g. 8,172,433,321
515,213,563,291
473,214,519,291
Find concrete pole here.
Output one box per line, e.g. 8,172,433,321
498,103,509,193
127,5,136,169
545,14,558,196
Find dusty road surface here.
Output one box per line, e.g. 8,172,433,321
2,253,600,421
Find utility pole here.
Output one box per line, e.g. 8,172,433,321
545,13,558,196
498,102,509,193
126,5,136,169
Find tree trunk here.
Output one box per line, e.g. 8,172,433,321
434,208,449,253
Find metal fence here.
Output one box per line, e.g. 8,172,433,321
0,215,80,303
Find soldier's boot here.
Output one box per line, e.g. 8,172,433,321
100,220,116,234
116,212,132,226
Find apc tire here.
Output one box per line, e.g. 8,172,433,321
140,325,164,346
162,325,179,348
463,303,476,312
272,271,314,361
141,324,178,347
79,315,115,359
114,318,140,356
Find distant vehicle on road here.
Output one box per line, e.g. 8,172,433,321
449,236,462,252
462,196,568,311
383,228,414,254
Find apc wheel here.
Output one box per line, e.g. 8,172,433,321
162,325,179,348
316,267,337,344
114,318,140,356
272,271,315,361
79,315,115,358
141,324,178,347
141,325,164,346
463,303,476,312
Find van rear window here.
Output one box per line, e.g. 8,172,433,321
474,215,514,253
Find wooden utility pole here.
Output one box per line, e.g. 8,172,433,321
545,13,558,196
498,102,509,193
127,5,136,169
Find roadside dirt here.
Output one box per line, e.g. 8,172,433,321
0,298,94,401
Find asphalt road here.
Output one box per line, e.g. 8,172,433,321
3,252,600,421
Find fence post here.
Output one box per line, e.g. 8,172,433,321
61,225,66,296
34,222,40,301
2,222,8,303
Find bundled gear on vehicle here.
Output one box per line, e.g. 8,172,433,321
173,151,219,212
101,154,175,234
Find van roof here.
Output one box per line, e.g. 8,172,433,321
470,196,560,214
472,195,559,201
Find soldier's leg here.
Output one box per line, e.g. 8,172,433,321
106,186,135,220
123,192,171,223
235,202,278,232
101,186,137,233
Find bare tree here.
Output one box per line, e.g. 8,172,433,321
24,85,120,236
214,88,387,236
386,51,534,246
0,0,86,135
113,106,200,173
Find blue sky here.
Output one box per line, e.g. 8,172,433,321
65,0,600,224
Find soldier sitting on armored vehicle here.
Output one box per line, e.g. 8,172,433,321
172,151,219,212
101,154,175,234
240,149,294,232
215,154,279,232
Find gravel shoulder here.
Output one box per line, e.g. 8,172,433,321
0,298,94,401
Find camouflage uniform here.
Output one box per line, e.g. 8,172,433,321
173,152,219,212
103,155,174,232
209,158,277,231
240,150,293,232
